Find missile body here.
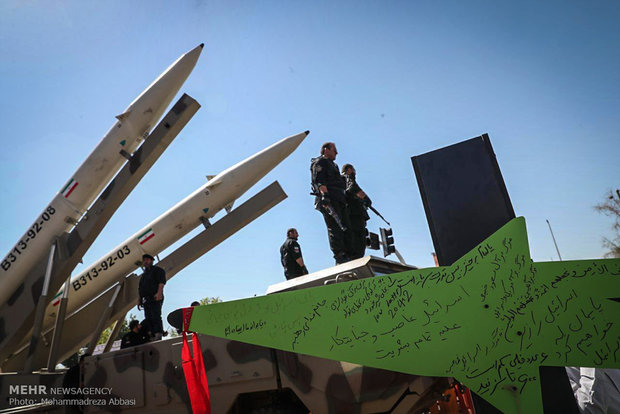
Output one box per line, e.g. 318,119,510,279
41,131,308,329
0,44,203,307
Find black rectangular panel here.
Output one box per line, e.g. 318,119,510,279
412,134,515,266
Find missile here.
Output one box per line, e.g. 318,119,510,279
40,131,308,330
0,44,204,307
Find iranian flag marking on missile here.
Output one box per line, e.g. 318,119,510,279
51,289,63,307
61,179,78,198
0,44,204,310
138,228,155,245
34,131,308,350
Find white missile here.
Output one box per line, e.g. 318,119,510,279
0,44,204,306
41,131,308,329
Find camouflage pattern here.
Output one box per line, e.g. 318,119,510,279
0,371,66,411
1,256,453,413
75,257,450,413
0,335,448,413
77,333,449,413
1,182,287,374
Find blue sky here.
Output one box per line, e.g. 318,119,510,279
1,1,618,330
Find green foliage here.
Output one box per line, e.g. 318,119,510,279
92,299,222,345
96,313,137,345
167,298,221,337
595,189,620,258
199,296,222,305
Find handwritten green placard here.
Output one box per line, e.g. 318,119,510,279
187,217,620,413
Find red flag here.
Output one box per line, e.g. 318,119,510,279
182,307,211,414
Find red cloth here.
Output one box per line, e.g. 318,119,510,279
182,307,211,414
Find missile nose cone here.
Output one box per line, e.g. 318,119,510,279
206,131,308,194
304,130,310,136
184,43,204,60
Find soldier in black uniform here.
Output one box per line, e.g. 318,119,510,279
342,164,372,259
137,254,166,341
280,228,309,280
120,320,148,349
311,142,352,264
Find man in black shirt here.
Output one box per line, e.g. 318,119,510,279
137,254,166,341
120,320,148,348
311,142,352,264
342,164,372,260
280,228,309,280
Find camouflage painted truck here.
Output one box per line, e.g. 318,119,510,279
79,256,462,414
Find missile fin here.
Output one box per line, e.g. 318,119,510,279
115,110,132,121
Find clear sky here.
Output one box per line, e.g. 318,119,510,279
1,1,618,332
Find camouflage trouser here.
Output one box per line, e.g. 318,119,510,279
143,299,164,335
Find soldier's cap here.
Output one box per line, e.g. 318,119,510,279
142,254,155,261
129,320,140,329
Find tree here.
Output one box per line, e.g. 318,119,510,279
167,297,223,337
594,189,620,258
199,296,222,305
97,314,137,345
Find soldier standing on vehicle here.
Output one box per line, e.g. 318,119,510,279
280,228,309,280
342,164,371,260
137,254,166,341
311,142,351,264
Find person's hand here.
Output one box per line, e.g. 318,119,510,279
154,292,163,301
320,193,330,207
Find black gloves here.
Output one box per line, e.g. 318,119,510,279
320,193,331,207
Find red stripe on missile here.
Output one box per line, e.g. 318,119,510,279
139,233,155,245
64,181,79,198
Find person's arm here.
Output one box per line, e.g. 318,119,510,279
137,298,142,310
154,283,164,301
292,242,307,271
354,182,371,206
313,159,329,194
154,268,166,301
296,255,308,275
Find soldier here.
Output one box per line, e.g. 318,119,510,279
311,142,351,264
120,320,148,349
137,254,166,341
280,228,309,280
342,164,372,259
